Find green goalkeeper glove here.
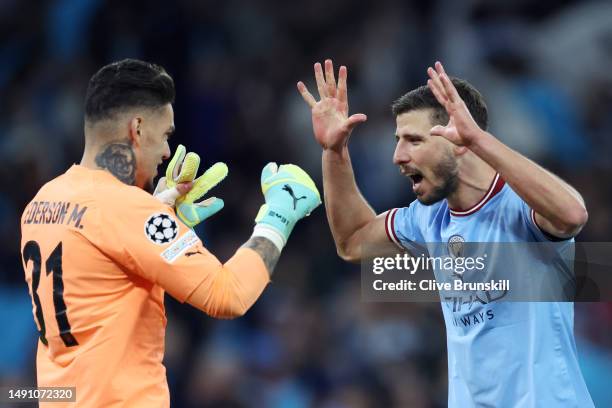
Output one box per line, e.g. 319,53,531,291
155,145,228,228
253,162,321,249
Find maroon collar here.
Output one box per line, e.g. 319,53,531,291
449,173,505,217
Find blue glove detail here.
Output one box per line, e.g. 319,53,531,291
255,162,321,242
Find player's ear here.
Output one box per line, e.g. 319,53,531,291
128,117,143,146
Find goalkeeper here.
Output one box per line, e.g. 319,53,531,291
19,59,320,408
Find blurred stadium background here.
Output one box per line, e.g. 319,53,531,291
1,0,611,407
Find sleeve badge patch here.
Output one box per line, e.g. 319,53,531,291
161,230,200,263
145,213,179,245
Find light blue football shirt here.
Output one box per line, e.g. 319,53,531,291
387,174,594,407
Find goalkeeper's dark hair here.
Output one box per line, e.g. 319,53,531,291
391,78,488,130
84,59,175,123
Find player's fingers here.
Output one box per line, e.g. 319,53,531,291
297,81,317,108
440,73,460,104
197,197,220,206
261,162,279,184
194,197,225,220
197,197,224,210
166,144,186,186
428,79,448,106
435,61,461,103
176,181,194,196
344,113,368,132
155,182,192,206
314,62,327,99
430,125,446,137
176,152,200,184
324,59,336,98
185,162,228,203
337,65,348,104
435,60,447,76
426,66,441,92
427,67,447,103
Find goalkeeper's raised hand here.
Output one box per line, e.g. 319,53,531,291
252,162,321,250
154,145,228,228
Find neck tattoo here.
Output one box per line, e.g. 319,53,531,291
95,143,136,185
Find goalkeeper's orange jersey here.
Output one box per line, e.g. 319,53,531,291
20,165,269,407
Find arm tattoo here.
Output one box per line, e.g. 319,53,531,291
242,237,281,276
95,143,136,185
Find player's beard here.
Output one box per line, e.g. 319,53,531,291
417,152,459,206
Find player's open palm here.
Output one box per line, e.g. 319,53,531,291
427,61,483,147
297,59,367,151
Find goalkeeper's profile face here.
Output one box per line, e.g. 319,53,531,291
131,104,174,193
393,109,458,205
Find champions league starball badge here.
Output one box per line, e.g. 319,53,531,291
145,213,179,245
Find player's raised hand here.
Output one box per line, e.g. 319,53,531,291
427,61,484,147
297,59,367,152
154,145,228,228
254,162,321,249
154,144,200,207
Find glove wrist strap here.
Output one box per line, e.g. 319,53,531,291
252,224,285,252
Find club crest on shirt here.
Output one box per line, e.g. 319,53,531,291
447,234,465,258
144,213,179,245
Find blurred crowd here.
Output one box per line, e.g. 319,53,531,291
1,0,611,407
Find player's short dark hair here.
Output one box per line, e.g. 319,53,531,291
84,59,175,123
391,78,488,130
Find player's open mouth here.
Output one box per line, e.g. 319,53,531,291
408,174,424,191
